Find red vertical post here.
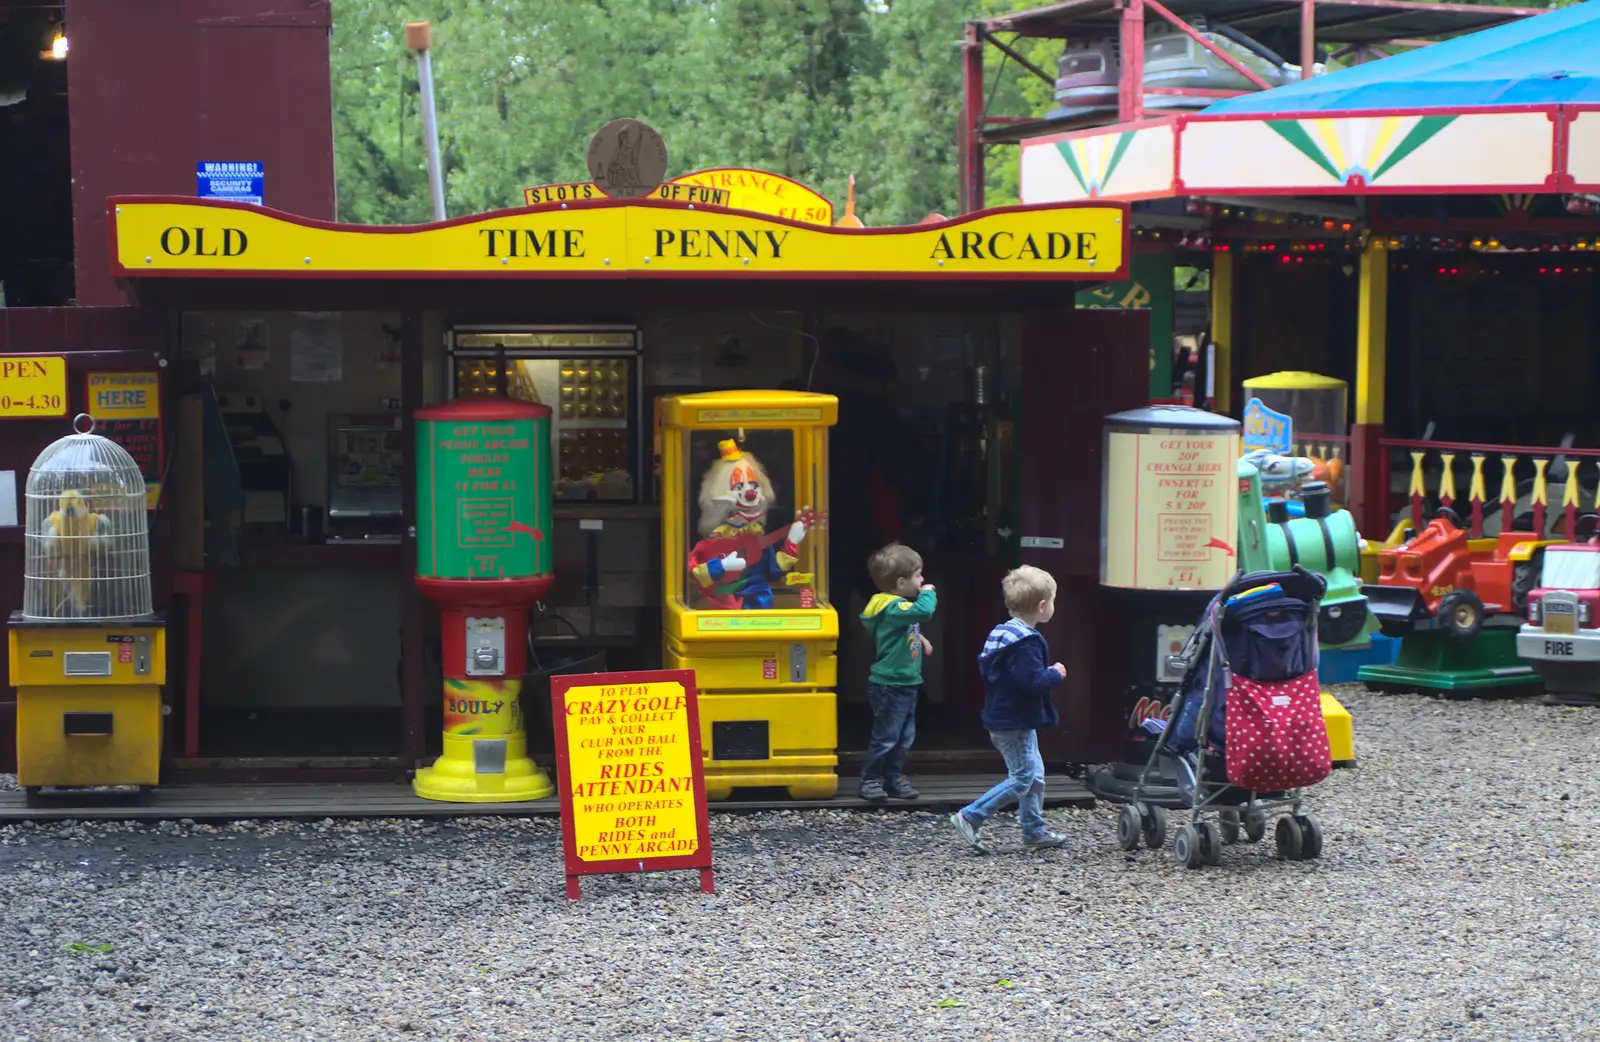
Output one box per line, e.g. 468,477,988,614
960,22,985,213
1300,0,1316,79
1350,424,1386,537
1119,0,1146,124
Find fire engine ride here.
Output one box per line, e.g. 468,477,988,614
1517,515,1600,706
1359,508,1559,693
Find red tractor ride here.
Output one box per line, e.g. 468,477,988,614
1363,507,1558,640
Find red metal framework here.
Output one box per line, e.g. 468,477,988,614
959,0,1545,213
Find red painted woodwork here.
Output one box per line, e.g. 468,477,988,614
67,0,335,305
1020,307,1150,765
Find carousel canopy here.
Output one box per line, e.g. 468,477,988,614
1205,1,1600,114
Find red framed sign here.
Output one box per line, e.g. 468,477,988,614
85,369,165,510
551,668,714,900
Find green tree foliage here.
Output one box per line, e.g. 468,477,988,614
331,0,1051,226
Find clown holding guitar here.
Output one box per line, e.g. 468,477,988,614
688,439,820,610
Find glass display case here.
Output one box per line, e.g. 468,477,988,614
659,390,839,802
448,326,642,502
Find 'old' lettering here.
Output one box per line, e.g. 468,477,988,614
159,226,248,257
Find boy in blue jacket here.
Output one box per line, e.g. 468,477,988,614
951,565,1068,853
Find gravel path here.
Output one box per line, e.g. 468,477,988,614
2,685,1598,1041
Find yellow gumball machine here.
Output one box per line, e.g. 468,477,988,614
9,415,165,806
660,391,838,800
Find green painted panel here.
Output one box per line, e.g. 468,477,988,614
416,415,551,579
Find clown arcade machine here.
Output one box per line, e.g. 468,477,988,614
660,390,837,800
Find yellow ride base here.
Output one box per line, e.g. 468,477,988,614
15,684,162,789
697,690,838,801
412,731,555,803
1321,691,1356,765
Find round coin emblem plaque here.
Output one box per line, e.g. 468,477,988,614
587,118,669,199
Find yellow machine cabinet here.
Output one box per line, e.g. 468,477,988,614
660,390,839,800
9,617,167,798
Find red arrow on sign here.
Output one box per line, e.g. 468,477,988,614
505,521,545,540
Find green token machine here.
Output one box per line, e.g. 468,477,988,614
412,398,554,801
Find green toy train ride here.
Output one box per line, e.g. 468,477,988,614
1236,461,1377,650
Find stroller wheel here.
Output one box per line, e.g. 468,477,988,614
1197,821,1223,865
1218,810,1242,845
1141,806,1168,851
1174,824,1204,869
1294,813,1324,860
1244,810,1268,844
1117,806,1142,851
1275,816,1305,861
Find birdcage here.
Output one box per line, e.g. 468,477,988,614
23,415,153,622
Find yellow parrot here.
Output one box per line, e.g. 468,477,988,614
43,489,110,616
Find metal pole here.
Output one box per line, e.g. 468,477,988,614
406,21,447,222
960,22,985,214
1300,0,1316,80
1119,0,1146,123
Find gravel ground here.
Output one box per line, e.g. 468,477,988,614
2,685,1598,1041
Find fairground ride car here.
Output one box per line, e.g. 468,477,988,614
1364,507,1560,640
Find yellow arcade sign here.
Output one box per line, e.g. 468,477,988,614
110,199,1126,280
524,167,835,226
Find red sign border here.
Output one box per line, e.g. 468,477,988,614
550,667,714,900
83,368,164,511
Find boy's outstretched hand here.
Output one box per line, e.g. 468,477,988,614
1050,662,1067,678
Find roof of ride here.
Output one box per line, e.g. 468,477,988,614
1203,1,1599,113
981,0,1543,45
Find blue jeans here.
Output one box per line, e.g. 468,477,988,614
861,683,918,782
960,729,1047,839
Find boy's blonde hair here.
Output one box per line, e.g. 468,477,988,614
868,543,922,593
1002,565,1057,614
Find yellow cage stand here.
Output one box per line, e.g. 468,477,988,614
660,390,839,801
11,415,166,806
9,618,166,801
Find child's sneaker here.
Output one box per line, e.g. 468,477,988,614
885,777,920,800
950,811,989,853
1022,830,1068,852
858,778,889,803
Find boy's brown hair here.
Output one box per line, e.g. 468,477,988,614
1002,565,1057,614
867,542,922,594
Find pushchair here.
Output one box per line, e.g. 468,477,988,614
1115,566,1333,868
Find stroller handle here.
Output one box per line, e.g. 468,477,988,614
1221,565,1327,606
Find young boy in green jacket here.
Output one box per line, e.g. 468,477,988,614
858,543,938,802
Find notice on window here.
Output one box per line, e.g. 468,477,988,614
87,371,164,509
552,669,713,899
1103,430,1240,591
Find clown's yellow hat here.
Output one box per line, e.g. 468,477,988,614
718,439,743,462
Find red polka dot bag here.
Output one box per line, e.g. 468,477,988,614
1216,582,1332,792
1224,671,1332,792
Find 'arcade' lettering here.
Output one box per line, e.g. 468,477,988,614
928,230,1097,263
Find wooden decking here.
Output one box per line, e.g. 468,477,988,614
0,774,1093,822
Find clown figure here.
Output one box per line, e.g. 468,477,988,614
688,439,809,610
